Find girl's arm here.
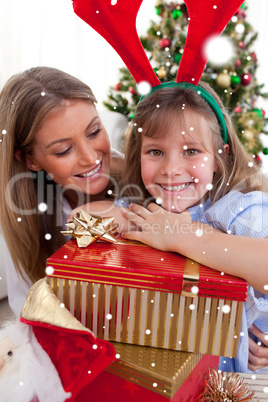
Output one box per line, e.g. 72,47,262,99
121,203,268,294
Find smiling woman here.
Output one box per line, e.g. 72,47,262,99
0,66,122,315
24,101,111,201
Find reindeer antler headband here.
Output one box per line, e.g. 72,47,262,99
72,0,244,143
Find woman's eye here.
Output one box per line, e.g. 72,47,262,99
185,148,198,156
55,147,72,157
150,149,162,156
88,128,101,138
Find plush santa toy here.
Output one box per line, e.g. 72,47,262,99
0,278,116,402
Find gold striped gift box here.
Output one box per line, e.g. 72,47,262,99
46,239,248,357
104,342,219,400
76,342,219,401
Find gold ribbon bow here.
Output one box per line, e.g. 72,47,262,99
61,210,118,248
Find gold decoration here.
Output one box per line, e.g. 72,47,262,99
216,73,231,89
198,368,256,401
61,210,118,247
157,66,168,78
21,278,92,333
243,129,254,141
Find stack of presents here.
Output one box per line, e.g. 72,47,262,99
44,229,254,401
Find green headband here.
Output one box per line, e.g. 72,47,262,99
139,82,228,144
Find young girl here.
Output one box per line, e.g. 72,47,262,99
120,81,268,373
0,66,123,316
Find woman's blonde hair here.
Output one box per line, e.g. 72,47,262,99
123,81,268,204
0,67,97,282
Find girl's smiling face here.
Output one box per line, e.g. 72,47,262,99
26,100,111,196
141,109,218,212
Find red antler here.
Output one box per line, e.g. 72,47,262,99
72,0,160,87
177,0,245,83
73,0,244,87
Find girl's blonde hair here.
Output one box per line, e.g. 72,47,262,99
0,67,97,282
123,81,268,204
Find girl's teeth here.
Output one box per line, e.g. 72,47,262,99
80,163,101,177
161,183,190,191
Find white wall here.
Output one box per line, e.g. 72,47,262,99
0,0,155,109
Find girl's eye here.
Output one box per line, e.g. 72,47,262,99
150,149,163,157
55,147,72,157
88,128,101,138
185,148,198,156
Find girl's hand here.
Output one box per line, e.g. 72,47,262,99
248,324,268,371
121,203,192,252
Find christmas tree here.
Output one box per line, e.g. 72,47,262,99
103,1,268,160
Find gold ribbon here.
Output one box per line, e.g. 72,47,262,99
61,210,118,248
181,258,200,297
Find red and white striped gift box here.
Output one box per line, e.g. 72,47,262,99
46,238,247,357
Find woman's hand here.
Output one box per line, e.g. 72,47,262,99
121,203,192,252
248,324,268,371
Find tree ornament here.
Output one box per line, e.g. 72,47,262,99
230,75,241,86
157,66,168,78
155,6,161,16
263,147,268,156
155,0,163,15
198,368,255,401
239,41,245,48
241,73,252,86
235,6,246,19
234,105,242,113
235,58,242,67
129,86,137,95
216,73,231,88
252,108,263,118
159,37,171,49
251,52,257,63
172,9,182,20
243,129,254,141
174,53,182,64
255,155,262,165
115,83,122,91
262,109,266,116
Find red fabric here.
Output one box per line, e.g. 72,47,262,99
21,317,116,401
72,0,160,87
176,0,244,83
73,0,244,87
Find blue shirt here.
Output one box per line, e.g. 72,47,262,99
188,190,268,373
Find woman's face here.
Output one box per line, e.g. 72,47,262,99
26,100,111,196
